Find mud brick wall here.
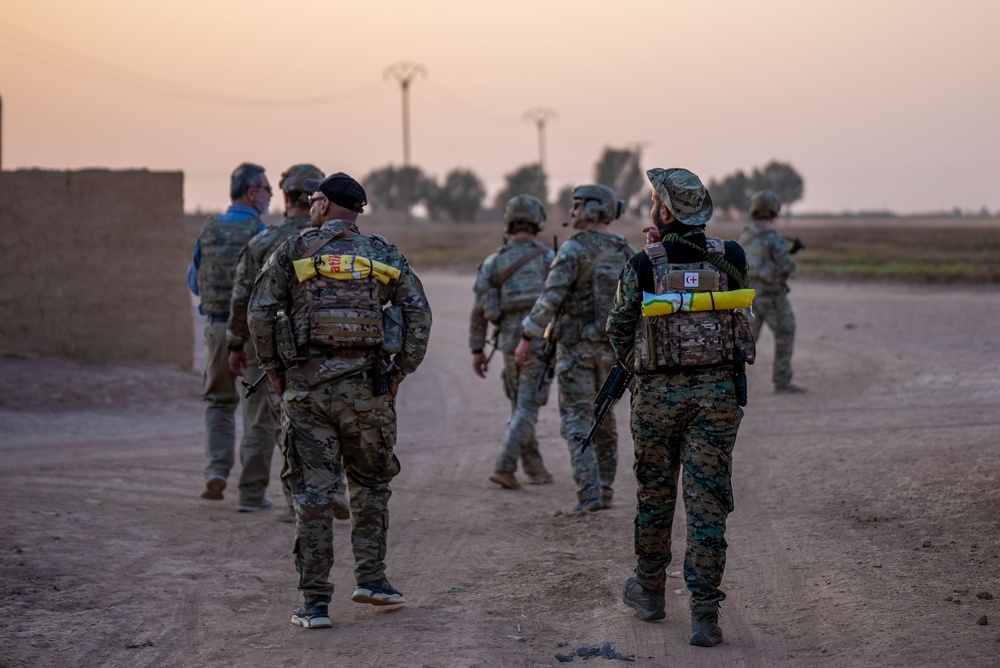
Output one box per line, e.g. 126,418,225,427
0,169,193,366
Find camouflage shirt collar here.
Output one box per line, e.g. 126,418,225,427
319,219,361,237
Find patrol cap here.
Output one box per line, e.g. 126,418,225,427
279,164,324,193
646,167,713,226
304,172,367,213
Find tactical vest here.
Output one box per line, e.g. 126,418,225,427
498,241,550,313
297,232,388,349
633,240,740,371
196,216,262,314
563,231,633,341
738,224,779,286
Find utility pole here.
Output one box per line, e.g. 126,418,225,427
523,107,557,175
384,62,426,167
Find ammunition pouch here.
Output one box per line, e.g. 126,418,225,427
381,305,404,355
480,287,502,324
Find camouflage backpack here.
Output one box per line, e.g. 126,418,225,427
570,231,634,338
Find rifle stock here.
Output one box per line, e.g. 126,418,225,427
241,373,268,399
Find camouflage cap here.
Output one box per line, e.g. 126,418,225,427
749,189,781,220
279,164,325,193
646,167,713,226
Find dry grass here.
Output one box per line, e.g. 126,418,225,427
184,213,1000,283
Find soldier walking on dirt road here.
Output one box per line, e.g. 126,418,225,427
606,167,752,647
226,164,349,521
469,195,556,490
187,162,274,510
248,172,432,629
737,189,805,393
513,185,635,513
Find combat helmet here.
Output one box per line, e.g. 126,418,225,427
280,164,325,194
749,190,781,220
572,184,625,224
503,194,546,233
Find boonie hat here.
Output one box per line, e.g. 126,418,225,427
646,168,713,226
304,172,367,213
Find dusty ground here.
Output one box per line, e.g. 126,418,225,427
2,271,1000,667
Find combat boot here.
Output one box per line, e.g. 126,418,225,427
622,576,665,621
689,604,723,647
525,469,553,485
489,470,521,490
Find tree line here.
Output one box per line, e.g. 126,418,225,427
362,152,804,222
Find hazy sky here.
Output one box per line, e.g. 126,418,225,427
2,0,998,214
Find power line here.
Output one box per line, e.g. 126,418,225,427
0,20,384,107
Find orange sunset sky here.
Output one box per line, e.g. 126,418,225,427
2,0,998,214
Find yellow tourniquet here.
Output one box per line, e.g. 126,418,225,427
293,255,401,285
641,289,755,316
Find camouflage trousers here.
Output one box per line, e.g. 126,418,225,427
495,351,552,474
281,372,400,602
750,288,796,389
201,320,278,505
629,365,742,608
556,339,618,505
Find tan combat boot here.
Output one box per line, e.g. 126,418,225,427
489,470,521,489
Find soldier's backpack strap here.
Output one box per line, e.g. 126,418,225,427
298,230,351,261
493,245,547,288
660,233,747,289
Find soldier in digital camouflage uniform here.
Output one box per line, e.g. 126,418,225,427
737,190,804,393
607,168,751,647
227,164,349,521
187,162,272,509
248,172,431,629
513,185,635,512
470,195,556,490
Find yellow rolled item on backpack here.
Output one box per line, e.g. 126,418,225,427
293,254,401,284
641,289,755,316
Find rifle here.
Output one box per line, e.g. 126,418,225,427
535,234,561,392
732,348,748,407
241,373,268,399
784,237,805,254
575,361,633,451
484,327,500,364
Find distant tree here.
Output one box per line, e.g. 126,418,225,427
594,147,645,215
556,185,575,220
708,170,750,219
494,163,547,211
363,165,433,213
425,168,485,222
749,160,804,216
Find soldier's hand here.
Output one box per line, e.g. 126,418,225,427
514,337,532,368
228,350,247,376
272,376,285,397
472,352,489,378
643,226,661,245
389,382,399,398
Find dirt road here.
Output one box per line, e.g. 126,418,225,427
2,273,999,667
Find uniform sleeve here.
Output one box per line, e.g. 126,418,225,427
768,234,798,282
606,257,643,366
521,241,581,338
468,258,492,352
389,259,433,378
247,244,292,379
226,245,259,348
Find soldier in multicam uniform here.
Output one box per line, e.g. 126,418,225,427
737,190,805,393
187,162,273,510
227,164,349,521
248,172,431,629
513,185,635,512
469,195,556,490
607,168,751,647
